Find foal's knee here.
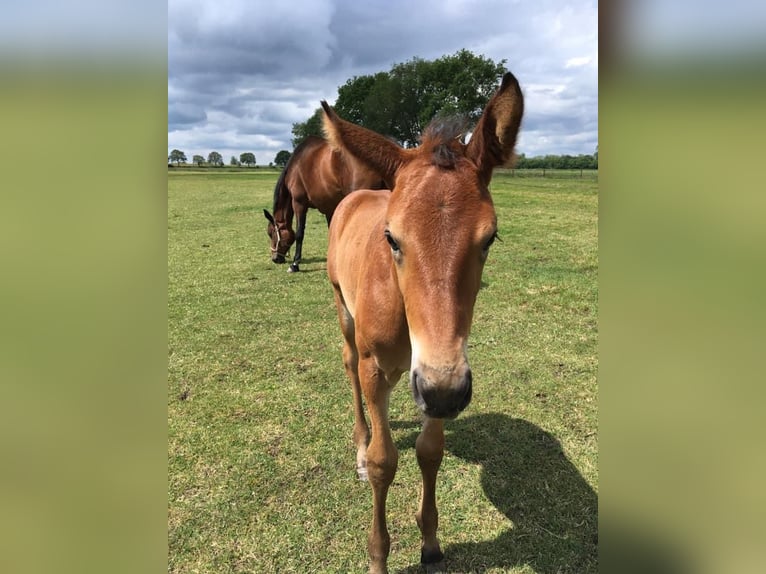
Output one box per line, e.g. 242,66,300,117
366,447,398,487
415,433,444,469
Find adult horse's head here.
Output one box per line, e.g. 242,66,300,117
322,72,524,420
263,209,295,264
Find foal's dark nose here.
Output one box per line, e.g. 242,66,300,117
272,253,286,264
410,367,472,419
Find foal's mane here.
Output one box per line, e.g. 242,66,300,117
419,115,469,169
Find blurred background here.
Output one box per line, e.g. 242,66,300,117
0,3,167,574
601,1,766,572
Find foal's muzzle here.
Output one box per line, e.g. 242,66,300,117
271,253,286,264
410,366,473,419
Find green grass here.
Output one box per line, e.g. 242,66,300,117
168,169,598,573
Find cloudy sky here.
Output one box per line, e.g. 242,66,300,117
168,0,598,166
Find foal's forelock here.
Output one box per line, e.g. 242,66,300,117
419,116,469,169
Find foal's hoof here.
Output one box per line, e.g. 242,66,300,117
287,263,300,273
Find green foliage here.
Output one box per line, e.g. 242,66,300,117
334,71,394,135
274,150,291,168
192,154,205,166
331,49,507,147
168,169,598,573
515,152,598,170
230,155,240,166
291,108,324,148
207,151,223,166
168,149,186,165
332,73,380,124
239,152,256,167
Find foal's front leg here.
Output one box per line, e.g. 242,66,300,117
416,417,446,569
359,357,398,574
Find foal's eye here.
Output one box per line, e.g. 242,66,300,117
384,230,400,252
482,231,499,256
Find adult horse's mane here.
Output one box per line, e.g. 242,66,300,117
271,136,325,216
271,161,289,216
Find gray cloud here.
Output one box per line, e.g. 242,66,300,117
168,102,207,132
168,0,598,165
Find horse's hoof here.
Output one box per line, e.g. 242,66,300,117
422,561,446,574
287,264,299,273
421,548,445,572
356,465,368,481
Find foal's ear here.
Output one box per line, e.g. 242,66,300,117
320,100,405,189
263,209,275,225
466,72,524,187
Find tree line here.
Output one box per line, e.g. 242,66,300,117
167,149,293,168
515,148,598,170
167,147,598,171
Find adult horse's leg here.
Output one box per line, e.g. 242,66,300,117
415,417,446,570
333,291,370,479
359,357,398,574
289,202,307,272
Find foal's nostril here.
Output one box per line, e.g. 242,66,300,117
459,370,473,411
410,369,428,412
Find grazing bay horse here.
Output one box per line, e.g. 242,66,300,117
263,135,384,272
324,72,524,573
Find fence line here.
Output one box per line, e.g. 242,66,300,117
495,168,598,179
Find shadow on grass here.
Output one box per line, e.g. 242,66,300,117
393,413,598,573
294,256,326,265
262,256,327,274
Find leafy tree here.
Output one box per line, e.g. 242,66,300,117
291,108,324,148
240,152,256,167
192,154,204,166
334,72,388,126
207,151,223,166
329,49,507,147
274,150,292,167
168,149,187,165
230,156,240,166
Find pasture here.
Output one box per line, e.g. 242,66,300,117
168,169,598,573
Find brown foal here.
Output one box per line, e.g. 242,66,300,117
324,72,524,573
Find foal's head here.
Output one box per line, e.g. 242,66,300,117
323,72,523,419
263,209,295,264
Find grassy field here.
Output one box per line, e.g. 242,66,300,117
168,169,598,573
